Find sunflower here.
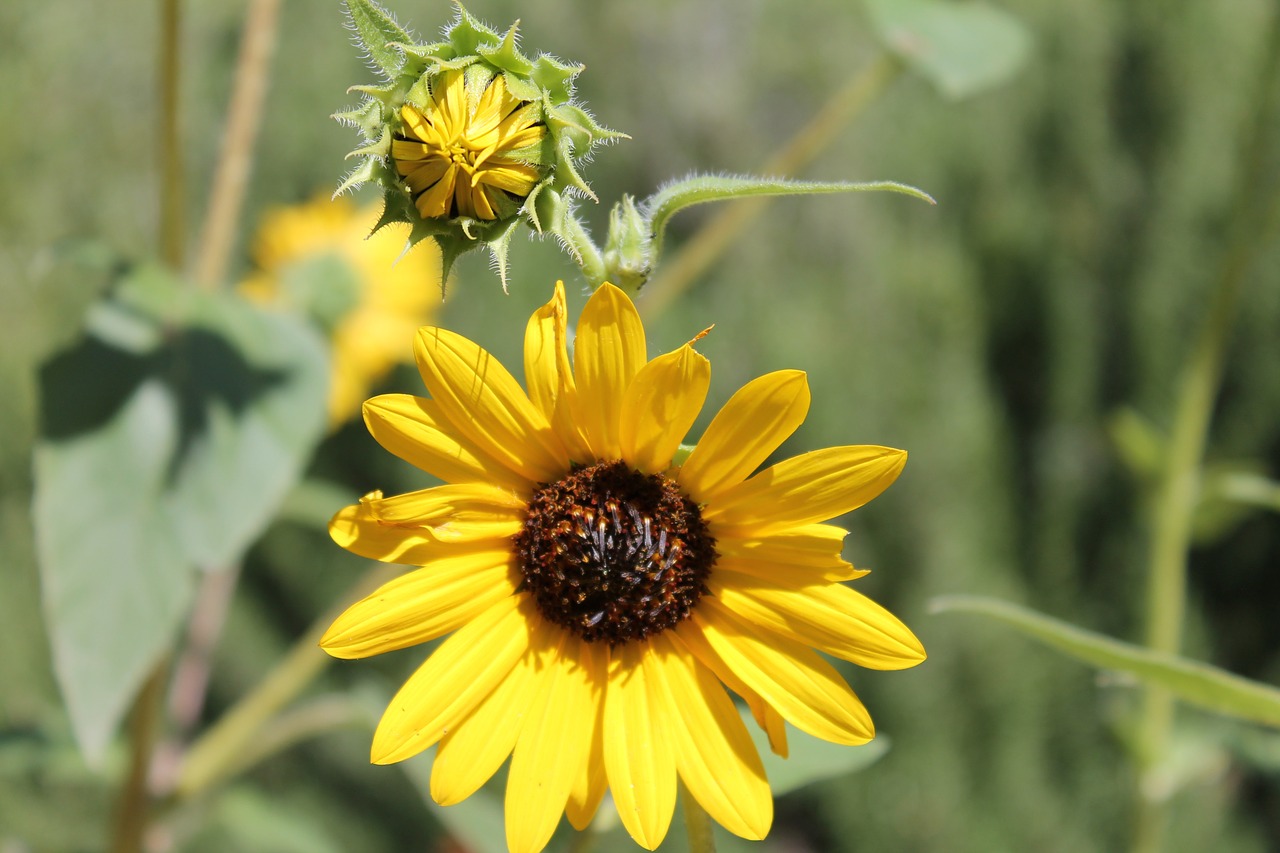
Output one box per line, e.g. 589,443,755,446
323,282,925,852
393,69,547,222
239,195,440,428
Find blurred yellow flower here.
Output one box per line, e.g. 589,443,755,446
240,195,440,427
393,69,547,221
322,282,925,853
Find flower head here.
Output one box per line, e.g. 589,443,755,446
323,282,925,852
336,1,622,288
239,195,439,427
393,69,546,222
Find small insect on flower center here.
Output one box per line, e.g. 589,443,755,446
514,460,716,645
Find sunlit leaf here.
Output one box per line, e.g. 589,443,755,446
864,0,1032,100
931,595,1280,727
34,265,328,762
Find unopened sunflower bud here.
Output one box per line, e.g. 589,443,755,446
336,0,623,288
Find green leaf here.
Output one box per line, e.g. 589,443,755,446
864,0,1032,100
931,595,1280,727
344,0,413,79
34,266,328,762
739,706,890,795
643,175,935,266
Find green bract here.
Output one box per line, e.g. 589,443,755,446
336,0,622,288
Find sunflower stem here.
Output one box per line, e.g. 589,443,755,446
108,660,169,853
158,0,183,269
192,0,282,290
1130,14,1280,852
562,211,608,288
175,565,397,799
680,780,716,853
639,53,903,318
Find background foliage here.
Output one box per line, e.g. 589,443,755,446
2,0,1278,850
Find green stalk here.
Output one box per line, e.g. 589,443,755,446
1131,15,1280,852
639,54,903,318
680,780,716,853
158,0,183,268
109,662,169,853
192,0,282,290
562,211,608,289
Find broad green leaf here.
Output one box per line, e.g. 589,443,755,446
740,706,890,795
34,266,328,762
344,0,413,79
864,0,1032,100
931,595,1280,727
644,176,935,265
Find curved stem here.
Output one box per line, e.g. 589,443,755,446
562,211,608,288
680,780,716,853
639,54,903,318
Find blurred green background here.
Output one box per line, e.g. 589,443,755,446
3,0,1280,850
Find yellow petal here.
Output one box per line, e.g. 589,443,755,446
709,571,926,670
648,631,772,840
717,523,861,581
604,641,677,850
430,649,537,806
505,633,602,853
523,282,591,461
414,326,570,483
415,164,459,218
403,159,450,193
704,446,907,537
371,479,524,525
566,682,609,831
328,497,504,565
476,161,541,195
671,622,788,758
620,345,710,475
573,283,647,459
362,394,528,491
691,600,873,744
320,549,516,659
678,370,810,502
370,595,531,764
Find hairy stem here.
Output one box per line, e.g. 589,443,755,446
640,54,903,317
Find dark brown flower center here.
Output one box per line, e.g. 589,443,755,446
514,460,716,645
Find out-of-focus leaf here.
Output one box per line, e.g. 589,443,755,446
197,786,346,853
932,596,1280,727
399,750,507,853
1194,464,1274,543
739,705,890,796
278,478,359,530
33,265,328,762
864,0,1032,99
1108,407,1167,483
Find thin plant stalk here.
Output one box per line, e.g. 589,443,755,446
109,662,169,853
639,54,903,318
1131,14,1280,852
680,780,716,853
158,0,183,268
192,0,283,290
